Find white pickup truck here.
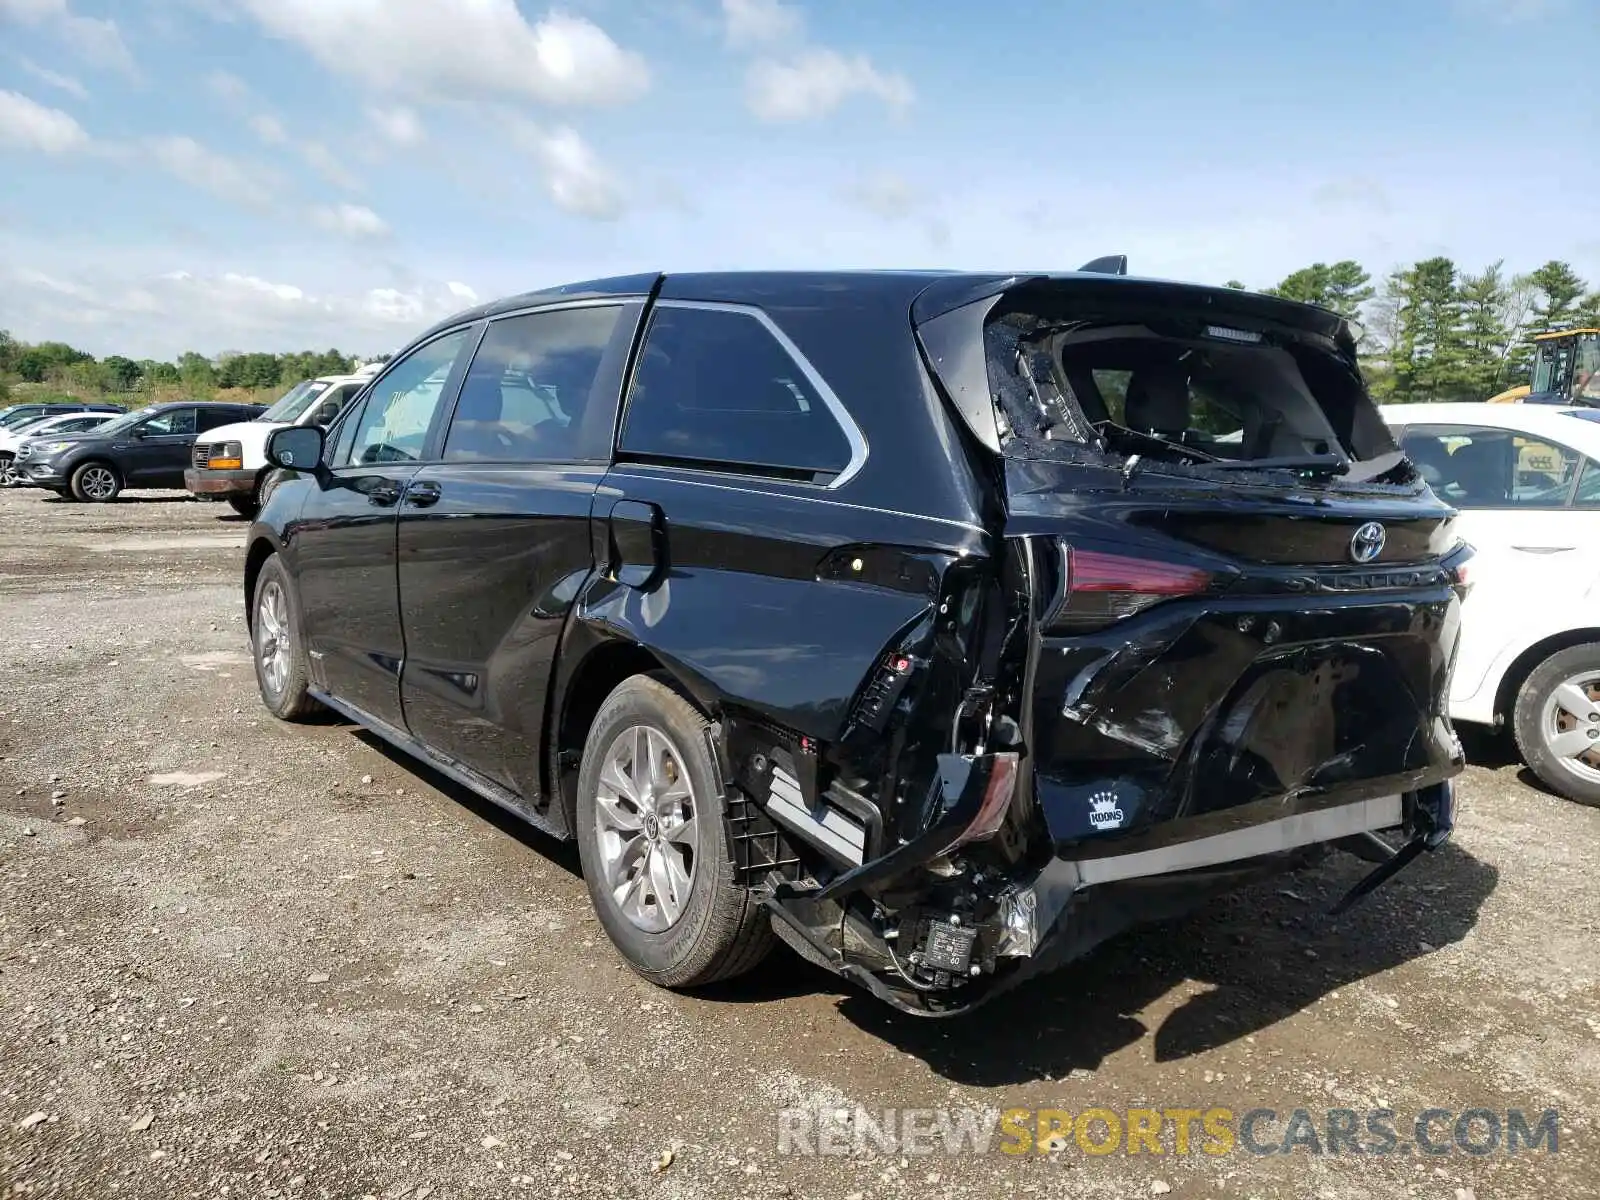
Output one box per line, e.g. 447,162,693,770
184,366,380,516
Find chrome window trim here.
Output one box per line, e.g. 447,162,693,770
636,299,871,491
483,297,631,324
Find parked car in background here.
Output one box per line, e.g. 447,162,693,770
18,401,266,502
1382,402,1600,806
186,368,379,516
0,410,118,486
242,268,1466,1014
0,401,120,431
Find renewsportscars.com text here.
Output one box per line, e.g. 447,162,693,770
776,1106,1560,1158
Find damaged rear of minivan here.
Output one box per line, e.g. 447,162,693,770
764,271,1468,1014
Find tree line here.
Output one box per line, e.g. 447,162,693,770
1227,258,1598,403
0,333,385,402
3,256,1596,407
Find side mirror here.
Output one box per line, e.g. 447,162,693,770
266,425,326,472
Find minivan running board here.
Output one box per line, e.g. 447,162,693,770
308,689,568,842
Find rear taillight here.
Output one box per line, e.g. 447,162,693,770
939,752,1020,854
1051,546,1214,632
1444,541,1475,602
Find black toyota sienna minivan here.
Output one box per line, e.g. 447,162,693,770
241,266,1469,1013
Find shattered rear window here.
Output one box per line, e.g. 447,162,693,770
985,303,1410,485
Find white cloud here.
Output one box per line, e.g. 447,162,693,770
18,58,88,99
721,0,801,47
746,49,912,121
228,0,648,107
0,88,88,153
219,271,306,303
512,123,624,220
367,104,425,148
4,257,473,357
146,135,277,208
248,113,287,145
299,140,360,191
447,281,480,303
0,0,135,75
311,202,389,238
208,74,359,193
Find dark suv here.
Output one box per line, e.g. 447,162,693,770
244,268,1468,1013
20,401,265,501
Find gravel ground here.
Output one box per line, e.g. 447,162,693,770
1,486,1596,1200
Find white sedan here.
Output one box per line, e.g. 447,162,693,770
1381,402,1600,805
0,410,119,486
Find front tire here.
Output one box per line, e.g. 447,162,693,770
228,495,259,519
1513,642,1600,807
251,555,320,721
0,454,17,488
70,461,121,503
575,676,773,988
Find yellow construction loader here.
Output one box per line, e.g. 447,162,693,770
1487,328,1600,405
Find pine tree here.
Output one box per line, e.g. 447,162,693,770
1529,261,1587,329
1458,262,1515,396
1407,257,1470,401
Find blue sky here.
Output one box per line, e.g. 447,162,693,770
2,0,1596,360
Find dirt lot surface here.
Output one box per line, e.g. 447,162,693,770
1,486,1596,1200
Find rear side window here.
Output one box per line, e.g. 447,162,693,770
619,305,852,481
143,409,196,436
444,305,622,463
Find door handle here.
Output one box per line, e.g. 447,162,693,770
1511,545,1575,554
405,481,442,508
367,481,403,507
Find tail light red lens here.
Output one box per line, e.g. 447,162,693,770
1052,547,1214,631
940,752,1020,854
1444,541,1475,602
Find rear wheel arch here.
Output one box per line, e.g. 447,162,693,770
1492,628,1600,726
551,639,677,829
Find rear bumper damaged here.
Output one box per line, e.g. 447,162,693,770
766,752,1455,1017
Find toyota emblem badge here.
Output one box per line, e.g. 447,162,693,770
1349,521,1387,564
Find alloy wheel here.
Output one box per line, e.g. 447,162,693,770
592,724,699,933
256,579,291,697
79,466,117,500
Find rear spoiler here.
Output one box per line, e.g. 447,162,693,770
1078,254,1128,276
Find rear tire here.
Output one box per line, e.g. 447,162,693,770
251,555,320,721
1513,642,1600,807
575,676,773,988
70,461,121,503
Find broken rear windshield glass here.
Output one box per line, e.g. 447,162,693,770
984,300,1406,483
